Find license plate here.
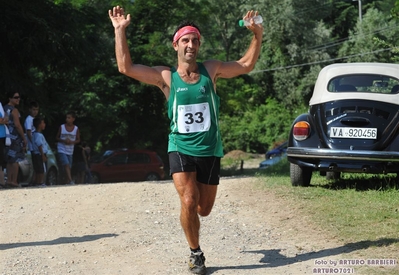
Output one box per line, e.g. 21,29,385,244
330,127,377,139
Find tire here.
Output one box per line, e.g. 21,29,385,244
46,168,58,186
326,171,341,181
91,173,100,184
145,173,160,181
290,163,312,187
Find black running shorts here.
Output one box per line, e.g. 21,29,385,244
32,154,45,174
168,151,221,185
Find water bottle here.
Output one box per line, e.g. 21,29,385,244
238,15,263,27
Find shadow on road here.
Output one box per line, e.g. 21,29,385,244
0,233,118,250
207,238,399,273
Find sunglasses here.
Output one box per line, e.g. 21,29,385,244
12,96,20,99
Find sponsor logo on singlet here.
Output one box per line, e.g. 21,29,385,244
177,87,189,93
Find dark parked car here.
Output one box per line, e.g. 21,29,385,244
90,149,165,183
259,152,286,169
287,63,399,186
265,141,287,159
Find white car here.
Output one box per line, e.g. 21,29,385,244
287,63,399,186
17,139,59,186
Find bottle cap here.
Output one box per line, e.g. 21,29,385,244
238,20,246,27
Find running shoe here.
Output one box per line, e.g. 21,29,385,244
188,251,207,275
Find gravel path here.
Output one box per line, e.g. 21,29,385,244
0,176,397,274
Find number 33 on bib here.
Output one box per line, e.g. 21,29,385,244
177,103,211,133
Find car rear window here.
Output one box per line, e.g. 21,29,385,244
328,74,399,94
128,153,151,164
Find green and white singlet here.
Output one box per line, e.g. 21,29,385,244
167,62,223,157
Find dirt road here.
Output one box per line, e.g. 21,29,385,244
0,176,397,274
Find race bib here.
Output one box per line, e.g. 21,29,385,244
177,103,211,133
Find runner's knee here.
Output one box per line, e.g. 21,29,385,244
181,194,199,212
197,204,213,217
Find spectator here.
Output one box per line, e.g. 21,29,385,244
31,116,48,187
24,101,39,185
0,103,8,188
56,111,80,185
82,141,92,183
72,142,88,184
3,91,27,188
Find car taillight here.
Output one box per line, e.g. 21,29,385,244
293,121,310,141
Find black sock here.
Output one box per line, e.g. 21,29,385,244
190,246,202,254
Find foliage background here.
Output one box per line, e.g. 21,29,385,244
1,0,399,163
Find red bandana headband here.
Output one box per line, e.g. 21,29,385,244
173,26,201,43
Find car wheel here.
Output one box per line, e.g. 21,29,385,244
46,168,58,186
290,163,312,187
91,173,100,184
145,173,160,181
326,171,341,181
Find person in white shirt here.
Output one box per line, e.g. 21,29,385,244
0,104,9,188
56,111,80,185
24,101,39,185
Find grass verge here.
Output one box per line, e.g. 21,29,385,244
221,156,399,274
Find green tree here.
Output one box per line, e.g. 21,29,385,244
3,0,398,158
1,0,113,145
220,98,306,153
338,8,398,62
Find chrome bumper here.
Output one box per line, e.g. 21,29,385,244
287,147,399,162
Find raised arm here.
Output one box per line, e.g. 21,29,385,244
205,10,263,80
108,6,170,95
